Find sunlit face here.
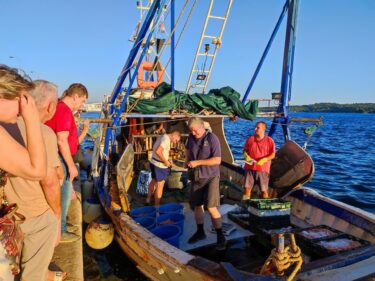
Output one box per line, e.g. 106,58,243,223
189,123,205,139
171,133,181,144
0,97,20,123
254,122,266,137
73,94,87,112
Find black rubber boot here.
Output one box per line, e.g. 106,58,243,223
216,228,227,251
188,224,206,244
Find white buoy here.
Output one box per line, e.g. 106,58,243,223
82,180,94,201
82,198,103,224
85,217,114,250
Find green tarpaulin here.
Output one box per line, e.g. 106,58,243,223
128,82,258,120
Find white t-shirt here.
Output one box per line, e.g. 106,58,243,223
150,134,171,169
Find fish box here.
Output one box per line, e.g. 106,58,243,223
295,226,370,258
247,198,291,230
313,234,370,257
228,209,251,229
295,225,341,242
247,198,292,210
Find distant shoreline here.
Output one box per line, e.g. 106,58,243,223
260,103,375,114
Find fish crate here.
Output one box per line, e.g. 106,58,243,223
295,225,341,243
299,232,370,258
228,209,251,229
248,213,291,231
246,198,292,231
255,225,298,249
247,198,292,210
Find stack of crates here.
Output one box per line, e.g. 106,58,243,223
247,199,292,231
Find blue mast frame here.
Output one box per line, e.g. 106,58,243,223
98,0,169,206
241,0,300,142
269,0,300,141
241,0,289,104
103,0,167,156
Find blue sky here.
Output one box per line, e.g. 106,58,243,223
0,0,374,104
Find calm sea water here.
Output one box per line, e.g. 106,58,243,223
81,112,375,280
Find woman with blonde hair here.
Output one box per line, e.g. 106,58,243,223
0,64,46,179
0,64,47,278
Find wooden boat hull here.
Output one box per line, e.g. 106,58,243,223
91,123,375,280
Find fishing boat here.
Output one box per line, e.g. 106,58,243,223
87,1,375,280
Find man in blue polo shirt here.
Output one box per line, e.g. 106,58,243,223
185,117,226,251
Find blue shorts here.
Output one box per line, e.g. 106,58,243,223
150,163,170,182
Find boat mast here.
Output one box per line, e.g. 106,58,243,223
103,0,167,156
241,0,300,142
269,0,300,141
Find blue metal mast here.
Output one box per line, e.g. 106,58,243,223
269,0,300,141
103,0,167,156
241,0,289,104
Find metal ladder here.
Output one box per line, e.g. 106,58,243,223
185,0,233,94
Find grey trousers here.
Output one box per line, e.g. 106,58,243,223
18,209,58,281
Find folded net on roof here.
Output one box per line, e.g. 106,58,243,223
128,83,258,120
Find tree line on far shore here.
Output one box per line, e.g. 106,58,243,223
260,103,375,113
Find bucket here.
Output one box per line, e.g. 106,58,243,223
136,170,152,196
83,197,103,224
151,225,181,248
156,213,185,234
167,170,187,190
158,203,183,215
130,206,156,218
134,216,156,230
82,180,94,201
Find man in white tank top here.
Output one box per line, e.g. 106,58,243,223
146,130,181,206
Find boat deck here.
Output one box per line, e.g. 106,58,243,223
180,203,253,251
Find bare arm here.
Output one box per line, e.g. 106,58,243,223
78,119,89,144
57,165,64,186
40,167,61,217
0,93,46,179
57,131,78,181
155,145,171,167
0,127,45,180
187,157,221,168
266,151,276,161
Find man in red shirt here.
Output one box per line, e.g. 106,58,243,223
46,83,88,242
243,121,275,199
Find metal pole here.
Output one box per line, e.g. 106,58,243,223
171,0,175,92
104,0,163,156
242,0,289,104
269,0,300,141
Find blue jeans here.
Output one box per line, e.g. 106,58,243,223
60,157,72,233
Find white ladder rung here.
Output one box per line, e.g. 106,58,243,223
198,53,214,57
203,35,216,39
193,84,205,88
209,15,227,20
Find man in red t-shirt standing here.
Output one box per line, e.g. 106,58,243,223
243,121,275,199
46,83,88,242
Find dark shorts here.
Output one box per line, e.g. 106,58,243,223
190,175,220,209
150,163,170,182
244,170,269,192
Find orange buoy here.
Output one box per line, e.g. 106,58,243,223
137,61,164,89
